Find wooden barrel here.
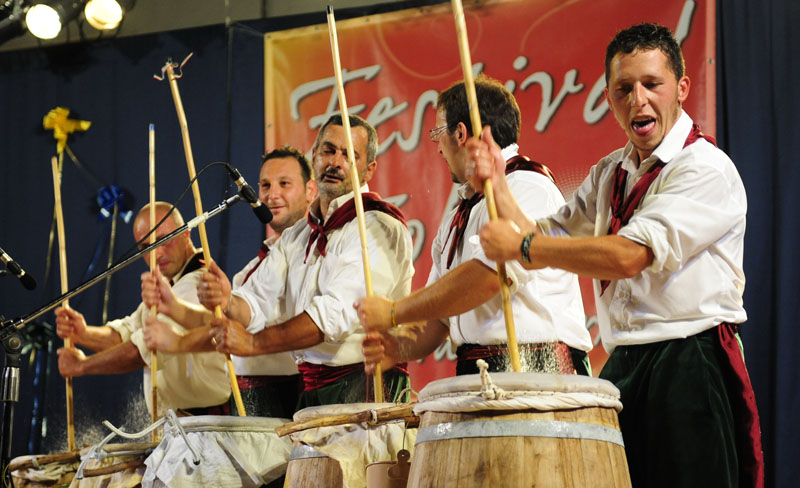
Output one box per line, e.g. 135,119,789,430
406,372,631,488
283,403,414,488
284,444,344,488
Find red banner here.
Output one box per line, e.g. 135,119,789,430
265,0,716,390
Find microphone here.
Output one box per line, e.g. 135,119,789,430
225,164,273,225
0,246,36,290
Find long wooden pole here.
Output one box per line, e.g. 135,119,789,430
50,155,77,451
450,0,521,372
163,63,246,416
275,402,415,437
326,5,383,402
148,124,159,439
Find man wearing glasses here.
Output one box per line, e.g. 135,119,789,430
356,75,591,376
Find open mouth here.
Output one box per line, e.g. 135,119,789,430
631,117,655,135
322,170,344,183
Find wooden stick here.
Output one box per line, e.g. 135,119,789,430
50,155,77,450
8,442,157,472
81,457,145,477
163,63,247,416
326,5,384,403
450,0,521,372
276,402,415,437
148,124,159,439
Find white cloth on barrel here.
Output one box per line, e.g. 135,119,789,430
288,403,417,488
142,415,292,488
412,372,622,414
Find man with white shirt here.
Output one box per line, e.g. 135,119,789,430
471,23,763,488
142,146,316,418
194,114,414,408
357,76,591,376
56,203,231,417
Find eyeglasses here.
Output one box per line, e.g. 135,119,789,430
429,125,449,142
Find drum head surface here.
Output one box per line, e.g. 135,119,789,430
418,372,620,401
176,414,290,431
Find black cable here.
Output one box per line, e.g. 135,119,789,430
113,161,232,263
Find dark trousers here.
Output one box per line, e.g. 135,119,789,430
600,329,740,488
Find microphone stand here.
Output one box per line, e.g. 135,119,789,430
1,319,22,487
0,193,242,479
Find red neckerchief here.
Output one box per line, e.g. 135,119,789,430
304,192,407,262
600,123,717,294
241,241,271,285
443,155,556,269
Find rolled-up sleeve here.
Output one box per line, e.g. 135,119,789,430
232,243,288,332
306,212,413,343
618,152,747,273
469,172,571,293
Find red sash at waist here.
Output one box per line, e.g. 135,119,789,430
236,374,300,391
297,361,409,392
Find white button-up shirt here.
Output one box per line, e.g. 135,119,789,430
430,145,591,351
230,235,300,376
539,111,747,351
233,186,414,366
108,254,231,416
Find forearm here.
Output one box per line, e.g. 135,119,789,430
78,341,145,376
395,320,450,362
177,326,216,352
527,234,653,279
171,299,215,329
74,326,123,352
224,295,252,326
250,312,324,356
395,260,499,324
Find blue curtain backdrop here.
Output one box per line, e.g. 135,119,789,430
716,1,800,486
0,0,797,485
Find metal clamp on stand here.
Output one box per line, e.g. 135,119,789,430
1,322,24,486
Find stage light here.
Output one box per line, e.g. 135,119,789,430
83,0,122,31
25,1,82,40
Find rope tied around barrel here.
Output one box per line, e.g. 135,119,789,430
477,359,507,400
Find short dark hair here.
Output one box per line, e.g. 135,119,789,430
312,114,378,163
262,145,312,182
605,23,685,85
436,74,521,149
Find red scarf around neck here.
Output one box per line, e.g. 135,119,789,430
443,155,556,269
305,192,407,262
241,241,271,285
599,123,716,294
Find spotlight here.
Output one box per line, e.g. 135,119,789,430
83,0,121,31
25,0,82,40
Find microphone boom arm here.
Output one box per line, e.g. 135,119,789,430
0,194,242,339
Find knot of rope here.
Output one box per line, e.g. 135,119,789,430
477,359,507,400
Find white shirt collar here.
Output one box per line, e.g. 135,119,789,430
501,143,520,161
